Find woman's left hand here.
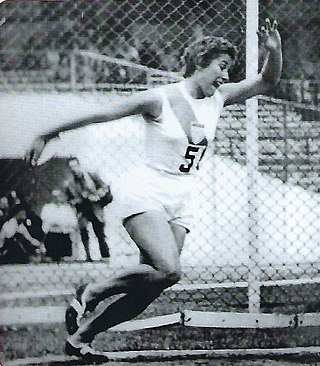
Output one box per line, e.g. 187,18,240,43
258,18,282,52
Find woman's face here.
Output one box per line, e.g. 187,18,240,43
196,53,233,97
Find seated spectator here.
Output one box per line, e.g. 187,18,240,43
1,190,23,230
0,204,45,264
0,196,9,230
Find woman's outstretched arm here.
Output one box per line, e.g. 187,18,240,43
219,18,282,106
24,89,160,166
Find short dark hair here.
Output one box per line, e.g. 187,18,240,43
182,36,238,77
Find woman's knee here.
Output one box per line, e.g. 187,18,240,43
165,269,181,287
158,265,181,288
141,253,181,288
124,211,182,287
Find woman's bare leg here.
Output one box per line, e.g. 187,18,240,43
67,211,186,346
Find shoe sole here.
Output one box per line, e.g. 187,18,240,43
65,341,109,362
65,305,79,335
65,285,88,335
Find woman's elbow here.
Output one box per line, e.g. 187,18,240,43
261,77,280,94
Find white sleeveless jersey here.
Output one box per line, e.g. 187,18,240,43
143,83,224,175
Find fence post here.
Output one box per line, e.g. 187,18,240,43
70,51,76,92
246,0,260,313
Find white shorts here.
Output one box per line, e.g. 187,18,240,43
112,165,194,232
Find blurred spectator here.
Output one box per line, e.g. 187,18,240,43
0,203,45,264
98,35,142,83
159,44,179,72
73,31,98,84
41,189,77,262
53,30,75,83
64,159,113,262
22,34,45,70
113,36,139,62
46,39,60,82
138,40,162,69
106,36,129,83
58,31,74,51
0,191,22,229
56,52,70,82
0,196,10,230
122,40,142,83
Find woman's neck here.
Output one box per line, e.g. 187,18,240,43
182,79,205,99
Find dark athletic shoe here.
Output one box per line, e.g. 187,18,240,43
65,340,109,362
65,284,87,335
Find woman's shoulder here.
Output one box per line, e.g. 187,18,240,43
160,82,183,98
132,82,183,119
137,84,172,119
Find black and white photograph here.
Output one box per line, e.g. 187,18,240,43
0,0,320,365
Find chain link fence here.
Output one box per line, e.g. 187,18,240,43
1,0,320,357
260,0,320,105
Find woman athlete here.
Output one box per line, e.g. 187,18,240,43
25,19,282,361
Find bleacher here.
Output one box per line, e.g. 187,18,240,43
216,102,320,192
0,69,72,91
